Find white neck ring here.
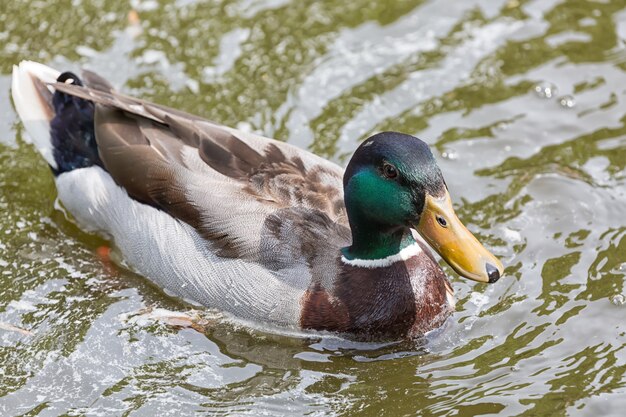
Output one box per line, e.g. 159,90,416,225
340,242,423,269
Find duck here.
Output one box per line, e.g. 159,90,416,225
11,61,503,340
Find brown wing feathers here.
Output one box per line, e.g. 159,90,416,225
53,78,348,264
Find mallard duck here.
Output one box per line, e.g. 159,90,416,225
11,61,503,340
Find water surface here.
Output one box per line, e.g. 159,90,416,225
1,0,625,415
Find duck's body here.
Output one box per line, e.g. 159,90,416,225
11,61,501,340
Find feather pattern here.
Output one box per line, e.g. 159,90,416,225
54,81,348,263
55,166,308,326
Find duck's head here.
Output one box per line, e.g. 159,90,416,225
342,131,503,283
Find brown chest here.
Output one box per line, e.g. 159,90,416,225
299,253,453,340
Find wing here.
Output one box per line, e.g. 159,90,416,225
52,80,350,266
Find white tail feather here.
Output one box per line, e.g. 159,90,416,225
11,61,61,169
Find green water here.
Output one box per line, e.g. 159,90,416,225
1,0,625,415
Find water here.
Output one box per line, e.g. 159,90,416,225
1,0,625,415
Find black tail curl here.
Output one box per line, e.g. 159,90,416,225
49,71,103,175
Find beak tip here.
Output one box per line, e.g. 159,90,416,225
486,263,501,283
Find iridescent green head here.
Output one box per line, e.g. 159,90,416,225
343,132,445,230
342,132,503,283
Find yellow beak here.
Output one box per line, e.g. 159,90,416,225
413,191,503,283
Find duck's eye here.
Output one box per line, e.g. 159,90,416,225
382,163,398,179
436,215,448,228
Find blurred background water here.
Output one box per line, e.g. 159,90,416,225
0,0,625,415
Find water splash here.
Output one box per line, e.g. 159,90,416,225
441,149,458,160
559,95,576,108
610,294,625,306
534,82,558,99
